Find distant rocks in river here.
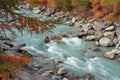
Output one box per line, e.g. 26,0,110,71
42,34,70,44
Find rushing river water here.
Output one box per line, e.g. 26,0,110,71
4,10,120,80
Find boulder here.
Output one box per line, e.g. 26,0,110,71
93,21,105,31
103,49,120,59
43,36,50,43
85,35,96,41
95,32,103,40
105,26,115,31
82,23,93,32
99,37,113,46
58,67,68,75
77,32,87,38
103,51,115,59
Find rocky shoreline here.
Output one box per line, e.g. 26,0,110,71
0,2,120,80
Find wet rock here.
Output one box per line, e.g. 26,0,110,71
99,37,113,47
43,36,50,43
58,67,68,75
85,35,96,41
105,26,115,31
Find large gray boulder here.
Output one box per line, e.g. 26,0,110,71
99,37,113,46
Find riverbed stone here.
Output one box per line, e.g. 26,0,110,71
58,67,68,75
103,31,115,39
42,70,54,77
72,17,76,23
116,27,120,39
105,26,115,31
43,36,50,43
95,41,100,46
82,23,93,32
103,50,114,59
116,41,120,49
74,21,82,28
93,21,105,31
99,37,113,46
85,35,96,41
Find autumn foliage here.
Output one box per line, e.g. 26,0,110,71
25,0,120,22
0,53,29,80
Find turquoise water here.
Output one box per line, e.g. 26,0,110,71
5,10,120,80
8,25,120,80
